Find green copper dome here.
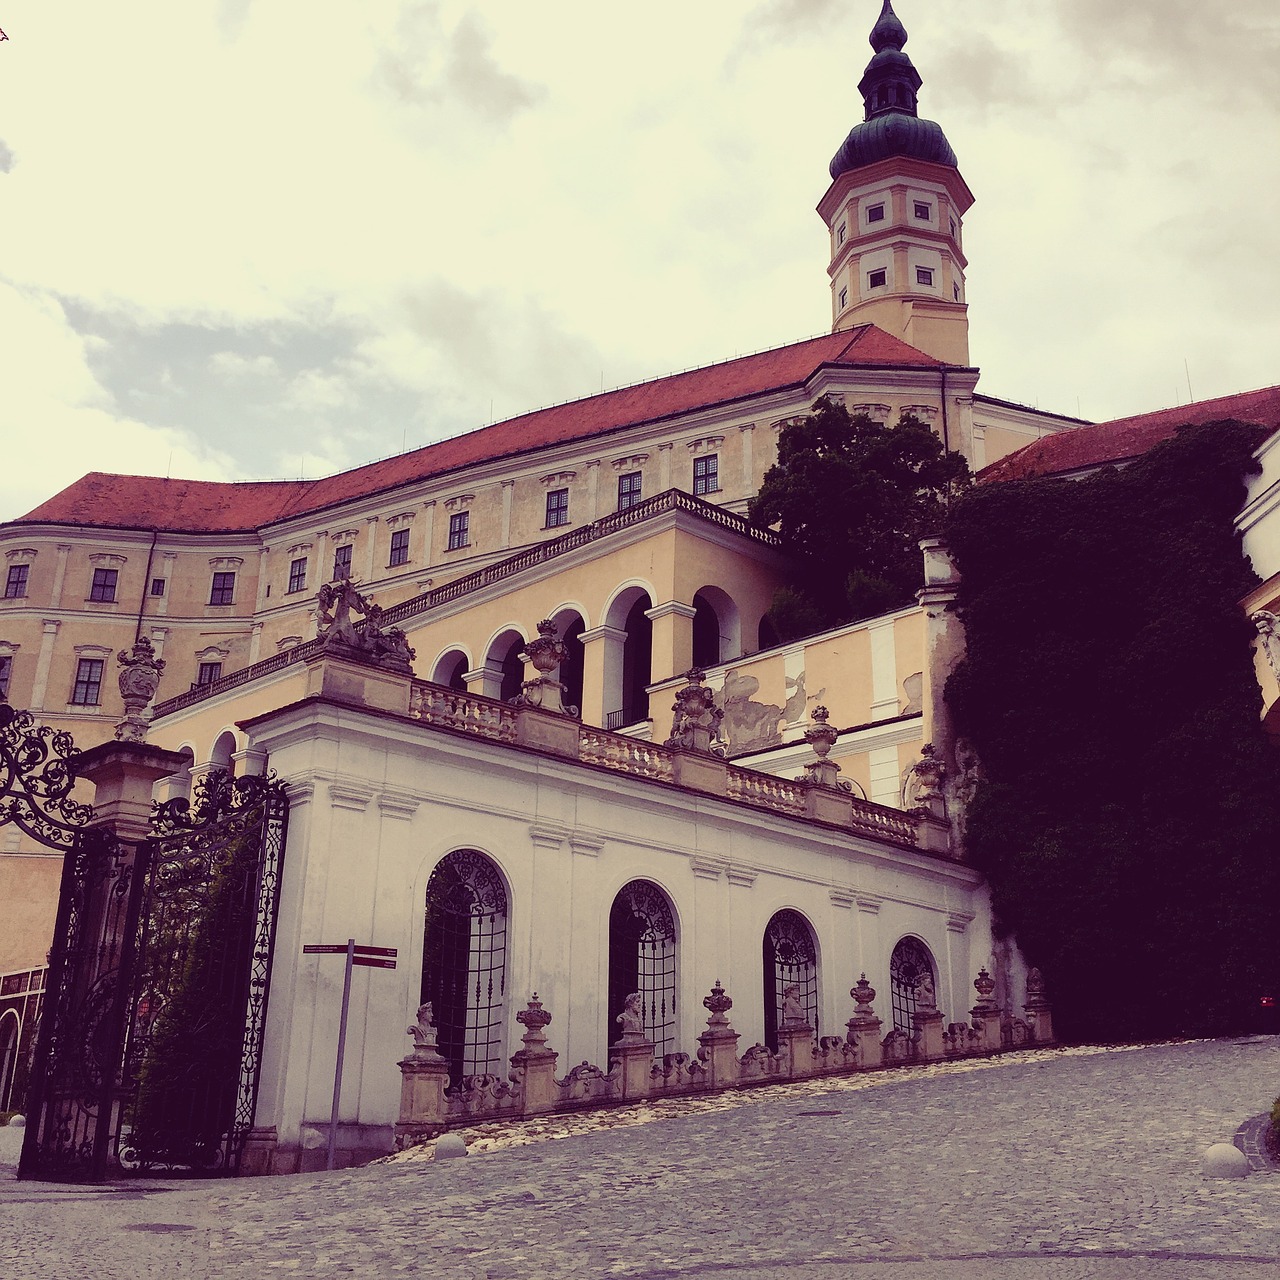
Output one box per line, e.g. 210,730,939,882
829,1,958,181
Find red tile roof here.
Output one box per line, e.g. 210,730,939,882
14,326,944,535
980,385,1280,484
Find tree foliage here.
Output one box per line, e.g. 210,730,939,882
749,397,970,640
944,420,1280,1042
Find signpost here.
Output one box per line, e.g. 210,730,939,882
303,939,398,1170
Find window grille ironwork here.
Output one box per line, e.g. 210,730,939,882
608,880,677,1058
421,850,508,1087
889,936,935,1036
763,908,819,1051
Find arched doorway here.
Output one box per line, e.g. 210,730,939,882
431,648,470,693
889,936,936,1036
607,880,677,1057
762,909,819,1050
0,1010,19,1111
421,850,509,1085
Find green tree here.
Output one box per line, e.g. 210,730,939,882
944,420,1280,1041
749,397,970,640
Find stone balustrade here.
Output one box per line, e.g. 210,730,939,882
394,969,1054,1147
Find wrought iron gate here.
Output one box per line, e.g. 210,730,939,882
17,754,288,1182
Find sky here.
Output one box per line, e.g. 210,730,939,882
1,0,1277,522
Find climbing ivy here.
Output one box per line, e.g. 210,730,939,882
945,421,1280,1042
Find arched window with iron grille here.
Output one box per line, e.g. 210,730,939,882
607,880,677,1058
889,936,936,1036
421,850,508,1086
762,909,819,1050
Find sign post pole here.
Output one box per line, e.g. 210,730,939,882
326,938,355,1172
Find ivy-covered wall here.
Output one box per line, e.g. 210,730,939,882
944,421,1280,1042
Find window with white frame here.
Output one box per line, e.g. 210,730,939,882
867,268,887,289
866,203,885,224
389,528,410,566
208,571,236,605
70,658,104,706
544,488,570,529
447,512,470,551
916,267,934,286
89,568,118,603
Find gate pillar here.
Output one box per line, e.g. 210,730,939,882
75,742,189,841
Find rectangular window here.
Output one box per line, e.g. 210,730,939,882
332,544,353,580
89,568,118,603
0,655,10,699
388,528,410,566
617,472,642,511
916,267,934,286
913,200,931,220
837,221,847,245
150,577,166,597
950,217,957,237
693,454,719,497
197,661,223,685
209,571,236,606
70,658,104,706
447,512,470,551
838,286,848,309
545,488,570,528
4,565,28,598
287,557,308,593
866,203,885,224
954,283,961,301
867,268,887,289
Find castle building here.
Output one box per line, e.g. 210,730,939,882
1,3,1276,1157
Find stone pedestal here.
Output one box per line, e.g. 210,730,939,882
846,1014,884,1068
511,994,560,1113
395,1050,450,1145
913,1007,946,1061
697,981,741,1089
915,813,953,857
806,787,853,826
76,741,190,843
672,751,728,796
1024,1000,1055,1045
610,1037,655,1101
776,1024,814,1078
239,1126,279,1176
970,1003,1003,1053
304,651,412,714
515,705,581,758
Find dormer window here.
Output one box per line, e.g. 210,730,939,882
913,201,931,221
866,203,886,224
867,268,887,289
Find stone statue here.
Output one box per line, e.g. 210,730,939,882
913,970,937,1011
1251,611,1280,679
115,636,165,743
780,983,806,1027
616,992,646,1038
315,579,416,674
406,1002,438,1051
514,619,575,715
904,743,946,816
665,669,725,754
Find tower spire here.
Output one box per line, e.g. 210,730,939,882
859,0,922,121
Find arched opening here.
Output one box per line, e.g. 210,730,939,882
432,648,470,693
421,850,509,1086
691,586,740,667
762,910,819,1050
608,880,677,1058
889,936,937,1036
549,609,586,715
619,596,653,727
0,1010,20,1111
757,614,780,652
483,629,526,704
209,731,237,775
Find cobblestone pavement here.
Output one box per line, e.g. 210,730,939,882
1,1038,1278,1279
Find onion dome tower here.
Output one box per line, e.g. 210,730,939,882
817,1,974,364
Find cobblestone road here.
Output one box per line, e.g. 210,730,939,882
1,1038,1277,1279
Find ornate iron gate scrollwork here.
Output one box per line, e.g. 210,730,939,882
19,764,289,1181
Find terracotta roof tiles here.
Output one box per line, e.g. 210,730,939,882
979,385,1280,484
14,326,944,535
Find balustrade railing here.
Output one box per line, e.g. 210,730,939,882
725,767,807,816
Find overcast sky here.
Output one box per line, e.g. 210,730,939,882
1,0,1277,522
